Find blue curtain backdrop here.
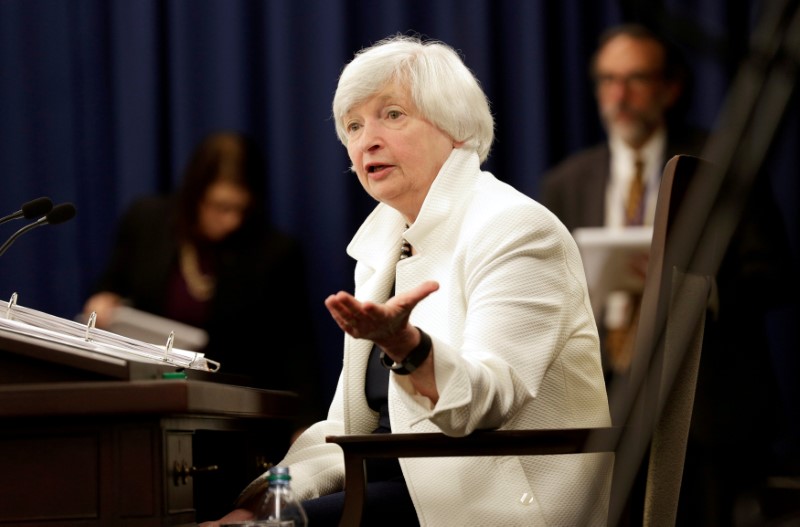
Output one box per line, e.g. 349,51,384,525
1,0,797,415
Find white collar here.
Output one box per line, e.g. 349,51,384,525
347,148,480,266
609,127,667,187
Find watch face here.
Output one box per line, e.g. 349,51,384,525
380,350,411,375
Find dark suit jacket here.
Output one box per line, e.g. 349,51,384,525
540,128,708,231
92,195,326,426
539,127,710,385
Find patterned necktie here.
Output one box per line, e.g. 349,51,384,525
606,155,646,375
625,156,645,226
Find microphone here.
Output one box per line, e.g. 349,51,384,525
0,197,54,226
0,202,77,257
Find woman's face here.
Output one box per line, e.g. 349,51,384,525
343,81,455,223
197,180,251,242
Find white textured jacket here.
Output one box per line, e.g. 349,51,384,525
273,148,611,526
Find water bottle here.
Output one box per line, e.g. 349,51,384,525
254,465,308,527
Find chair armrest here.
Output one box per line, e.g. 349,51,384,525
325,427,619,526
326,427,621,457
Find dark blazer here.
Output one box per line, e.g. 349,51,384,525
92,195,325,426
539,128,795,524
540,128,708,231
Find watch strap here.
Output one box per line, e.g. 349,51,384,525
379,327,432,375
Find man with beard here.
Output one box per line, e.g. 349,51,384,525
540,23,794,526
540,24,707,378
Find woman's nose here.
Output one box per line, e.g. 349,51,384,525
358,121,383,151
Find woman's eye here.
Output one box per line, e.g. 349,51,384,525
387,110,401,120
346,122,361,133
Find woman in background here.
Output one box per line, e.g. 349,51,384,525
83,131,324,428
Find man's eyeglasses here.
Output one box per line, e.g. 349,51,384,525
594,71,663,90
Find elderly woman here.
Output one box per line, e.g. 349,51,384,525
206,34,611,527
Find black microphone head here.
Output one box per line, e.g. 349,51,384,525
46,203,77,225
21,197,53,219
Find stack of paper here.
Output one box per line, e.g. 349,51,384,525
572,226,653,320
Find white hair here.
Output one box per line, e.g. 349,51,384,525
332,34,495,163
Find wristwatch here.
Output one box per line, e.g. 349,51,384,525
379,327,432,375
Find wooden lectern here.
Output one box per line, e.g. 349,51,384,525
0,321,298,526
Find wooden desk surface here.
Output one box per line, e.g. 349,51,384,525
0,379,299,419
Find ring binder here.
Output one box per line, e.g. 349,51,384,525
85,311,97,341
5,292,17,319
164,331,175,362
1,294,220,373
